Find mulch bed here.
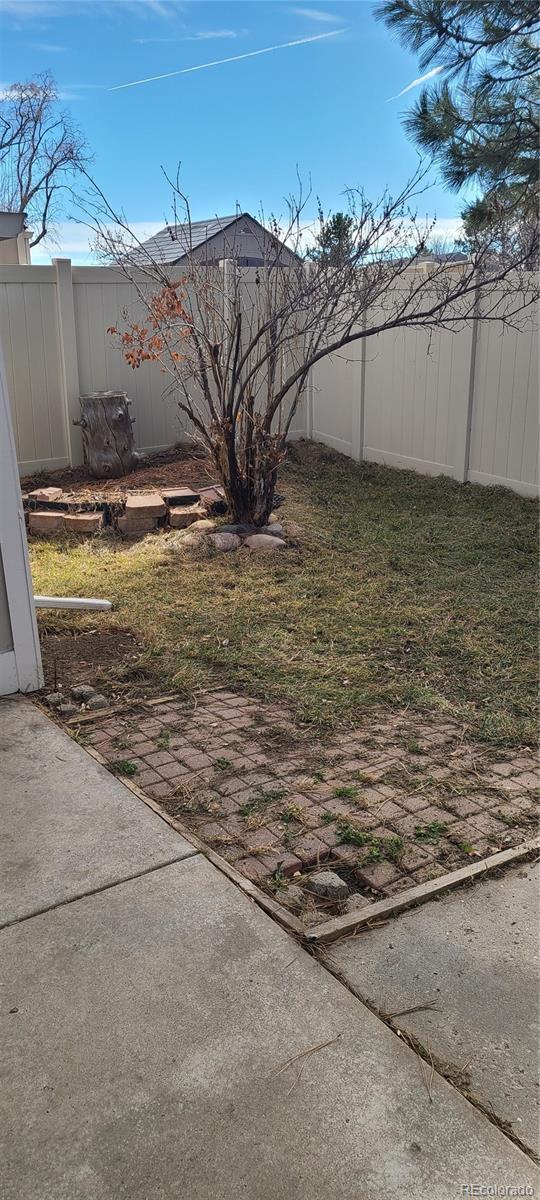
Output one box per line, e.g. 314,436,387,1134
21,443,215,501
59,689,539,925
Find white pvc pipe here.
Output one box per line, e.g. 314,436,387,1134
34,595,112,611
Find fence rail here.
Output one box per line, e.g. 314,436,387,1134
0,259,537,496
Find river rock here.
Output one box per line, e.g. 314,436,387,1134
307,870,349,901
343,892,371,913
187,519,216,532
210,532,241,552
70,684,96,703
219,523,255,537
259,523,284,537
278,884,305,913
243,534,286,552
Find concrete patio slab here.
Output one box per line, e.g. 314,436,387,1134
1,854,536,1200
0,697,195,926
328,863,540,1157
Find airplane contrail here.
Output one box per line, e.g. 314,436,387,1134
110,29,346,91
386,65,444,102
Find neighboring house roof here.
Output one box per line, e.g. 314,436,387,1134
134,212,297,266
0,211,26,241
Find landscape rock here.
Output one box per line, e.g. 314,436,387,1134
168,531,205,550
278,884,305,913
260,523,284,537
161,487,201,505
57,703,79,718
63,512,103,534
209,532,241,552
86,694,108,711
199,486,227,513
343,892,372,913
28,486,64,502
29,511,65,536
307,870,349,901
45,692,65,708
219,523,256,537
117,515,158,535
243,534,286,552
125,492,166,519
70,684,96,703
169,504,206,529
187,519,216,532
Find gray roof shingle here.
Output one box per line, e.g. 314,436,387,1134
135,214,244,265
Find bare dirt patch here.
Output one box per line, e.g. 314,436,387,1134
38,625,164,698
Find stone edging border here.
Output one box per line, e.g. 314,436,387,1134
80,736,539,945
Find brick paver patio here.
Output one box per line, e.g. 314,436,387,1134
83,691,539,920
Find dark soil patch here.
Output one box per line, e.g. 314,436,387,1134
37,624,163,698
21,443,214,501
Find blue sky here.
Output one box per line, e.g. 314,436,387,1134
1,0,464,262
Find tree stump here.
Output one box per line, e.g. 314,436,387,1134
75,391,141,478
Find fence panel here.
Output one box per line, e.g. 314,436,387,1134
468,291,538,496
73,267,188,453
0,266,68,473
361,319,473,478
311,346,363,458
0,260,537,496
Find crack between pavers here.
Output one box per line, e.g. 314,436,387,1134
311,945,540,1168
0,850,202,932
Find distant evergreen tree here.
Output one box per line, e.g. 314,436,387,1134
307,211,355,264
378,1,539,233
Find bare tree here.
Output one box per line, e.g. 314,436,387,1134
87,170,538,525
0,73,89,248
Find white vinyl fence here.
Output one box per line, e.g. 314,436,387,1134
0,259,537,496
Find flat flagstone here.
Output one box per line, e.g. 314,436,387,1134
1,855,536,1200
328,862,540,1157
0,697,195,927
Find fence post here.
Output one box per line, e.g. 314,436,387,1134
351,314,367,461
453,272,479,483
304,369,314,439
54,257,84,467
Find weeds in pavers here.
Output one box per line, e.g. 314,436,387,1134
279,803,304,823
456,840,477,855
335,821,373,847
495,810,521,828
112,759,138,777
214,757,232,771
238,785,288,817
112,734,129,750
414,820,448,842
31,442,538,746
322,810,337,824
381,835,405,862
312,769,326,782
156,730,170,750
351,770,371,784
333,785,359,800
335,820,405,865
405,739,423,755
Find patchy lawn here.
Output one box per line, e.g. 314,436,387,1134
30,441,538,747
